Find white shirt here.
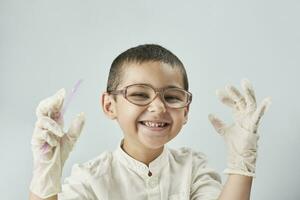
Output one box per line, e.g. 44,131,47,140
59,140,222,200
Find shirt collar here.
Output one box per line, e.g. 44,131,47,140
114,139,169,177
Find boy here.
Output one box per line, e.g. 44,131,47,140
29,44,271,200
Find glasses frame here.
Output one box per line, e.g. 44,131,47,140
107,83,192,109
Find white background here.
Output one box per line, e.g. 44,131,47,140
1,0,299,199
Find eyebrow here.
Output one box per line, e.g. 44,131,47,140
133,83,183,89
164,85,182,89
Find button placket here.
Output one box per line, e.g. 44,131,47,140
147,176,159,188
146,175,160,200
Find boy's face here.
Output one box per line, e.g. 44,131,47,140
102,61,189,152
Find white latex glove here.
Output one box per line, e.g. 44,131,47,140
208,79,271,177
30,88,85,198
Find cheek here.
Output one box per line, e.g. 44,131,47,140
172,109,186,121
169,110,187,128
116,104,143,130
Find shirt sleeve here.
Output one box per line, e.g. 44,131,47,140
58,164,97,200
190,151,223,200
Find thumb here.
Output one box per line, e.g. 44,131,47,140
208,114,226,135
67,112,86,141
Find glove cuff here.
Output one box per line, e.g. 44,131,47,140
223,168,256,177
30,149,63,198
30,172,62,198
225,149,257,177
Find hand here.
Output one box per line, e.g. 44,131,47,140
30,88,85,198
208,79,271,177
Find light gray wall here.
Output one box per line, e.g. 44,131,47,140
1,0,299,199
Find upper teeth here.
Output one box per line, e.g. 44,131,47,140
143,121,167,127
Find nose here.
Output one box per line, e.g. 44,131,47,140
147,94,167,113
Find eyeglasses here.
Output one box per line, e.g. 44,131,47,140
108,84,192,109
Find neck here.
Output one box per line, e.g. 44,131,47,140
122,139,164,166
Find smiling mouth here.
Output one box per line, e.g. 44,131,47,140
139,121,170,128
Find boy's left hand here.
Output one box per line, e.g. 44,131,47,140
208,79,271,177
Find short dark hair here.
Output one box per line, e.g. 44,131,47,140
106,44,189,93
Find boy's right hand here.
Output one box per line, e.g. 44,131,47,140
30,88,85,199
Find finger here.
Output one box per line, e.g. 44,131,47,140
35,116,64,137
36,88,66,119
33,128,59,147
41,131,58,147
225,85,246,110
241,79,257,111
31,127,45,147
208,114,226,135
216,89,236,109
252,97,271,126
67,112,85,142
40,143,51,154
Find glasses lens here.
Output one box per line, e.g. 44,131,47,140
125,84,191,108
163,88,189,108
126,85,154,105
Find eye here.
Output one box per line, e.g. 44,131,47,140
128,92,150,99
164,95,182,102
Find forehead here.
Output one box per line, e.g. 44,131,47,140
119,61,184,89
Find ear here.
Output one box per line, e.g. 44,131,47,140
183,105,190,125
101,92,117,120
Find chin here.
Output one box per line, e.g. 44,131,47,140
138,136,169,150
